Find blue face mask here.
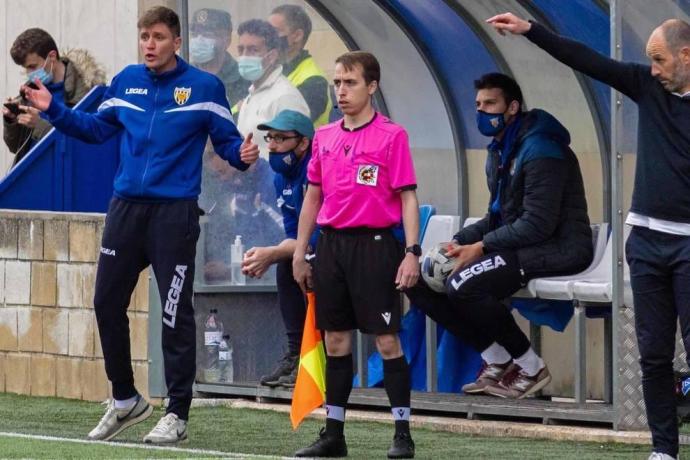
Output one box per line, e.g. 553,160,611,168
190,36,216,64
269,150,300,176
27,58,54,85
238,55,264,81
476,110,506,137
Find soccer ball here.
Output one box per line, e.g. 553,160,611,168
420,243,456,293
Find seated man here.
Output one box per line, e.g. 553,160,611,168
406,73,593,399
3,28,106,166
242,110,316,387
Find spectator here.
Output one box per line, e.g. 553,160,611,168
2,28,106,167
487,13,690,460
406,73,592,400
269,4,332,127
243,110,316,387
235,19,309,158
189,8,250,108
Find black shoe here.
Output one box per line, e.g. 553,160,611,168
260,353,298,387
387,432,415,459
295,428,347,458
277,364,298,388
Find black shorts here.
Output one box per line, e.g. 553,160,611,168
313,227,404,334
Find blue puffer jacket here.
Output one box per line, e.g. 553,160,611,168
454,109,593,276
45,56,247,201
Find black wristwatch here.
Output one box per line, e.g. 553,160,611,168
405,244,422,257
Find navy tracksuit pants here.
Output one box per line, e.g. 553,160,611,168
626,225,690,458
94,197,200,420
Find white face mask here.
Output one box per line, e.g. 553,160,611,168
189,36,216,64
237,55,265,81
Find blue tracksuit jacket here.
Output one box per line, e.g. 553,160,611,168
45,56,247,201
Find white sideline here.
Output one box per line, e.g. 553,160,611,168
0,431,292,459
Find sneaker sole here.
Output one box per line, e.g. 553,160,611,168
91,403,154,442
144,431,188,444
461,386,491,394
518,374,552,399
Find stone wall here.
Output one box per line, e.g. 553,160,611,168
0,210,150,401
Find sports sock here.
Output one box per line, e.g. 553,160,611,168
114,394,139,410
325,354,353,437
383,356,411,436
480,342,511,365
514,347,545,377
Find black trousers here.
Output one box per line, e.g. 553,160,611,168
276,259,306,356
626,226,690,457
405,250,530,358
94,197,200,420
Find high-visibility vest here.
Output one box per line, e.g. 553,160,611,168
287,56,332,128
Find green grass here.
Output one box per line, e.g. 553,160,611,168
0,393,680,459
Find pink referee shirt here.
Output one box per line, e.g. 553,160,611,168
307,113,417,229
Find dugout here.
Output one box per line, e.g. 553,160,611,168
1,0,689,432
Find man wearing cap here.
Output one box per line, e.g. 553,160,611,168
190,8,249,108
242,109,316,387
235,19,309,158
269,4,332,128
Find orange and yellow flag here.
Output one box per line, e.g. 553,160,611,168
290,291,326,429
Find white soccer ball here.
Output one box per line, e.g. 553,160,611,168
420,243,456,293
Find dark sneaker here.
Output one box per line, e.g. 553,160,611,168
461,360,511,394
387,432,415,459
260,353,298,387
485,364,552,399
277,364,298,388
295,428,347,458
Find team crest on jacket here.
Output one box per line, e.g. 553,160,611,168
174,87,191,105
356,165,379,186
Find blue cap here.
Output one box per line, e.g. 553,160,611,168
257,110,314,139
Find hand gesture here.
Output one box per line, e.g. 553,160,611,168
21,78,52,112
240,132,259,164
242,246,274,278
396,252,420,290
486,13,532,36
17,105,41,129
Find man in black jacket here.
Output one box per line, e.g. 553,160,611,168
406,73,592,400
487,13,690,460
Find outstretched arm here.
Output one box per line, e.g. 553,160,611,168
487,12,647,100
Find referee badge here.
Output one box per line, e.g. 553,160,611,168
356,165,379,186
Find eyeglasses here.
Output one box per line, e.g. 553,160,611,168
263,134,301,144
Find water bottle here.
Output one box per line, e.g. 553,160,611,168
203,309,223,382
219,334,234,383
231,235,246,285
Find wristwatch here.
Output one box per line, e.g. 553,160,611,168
405,244,422,257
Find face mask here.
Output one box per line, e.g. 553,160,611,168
476,110,506,137
269,150,300,176
27,58,53,85
189,36,216,64
238,55,264,81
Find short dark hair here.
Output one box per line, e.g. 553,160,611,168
237,19,283,52
662,19,690,53
474,73,524,109
271,4,312,45
137,6,181,38
10,28,59,65
335,51,380,85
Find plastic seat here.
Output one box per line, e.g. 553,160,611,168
571,226,632,303
534,223,610,300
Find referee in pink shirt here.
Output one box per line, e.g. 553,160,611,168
293,51,420,459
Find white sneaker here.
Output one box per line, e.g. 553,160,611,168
87,395,153,441
648,453,677,460
143,413,188,444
